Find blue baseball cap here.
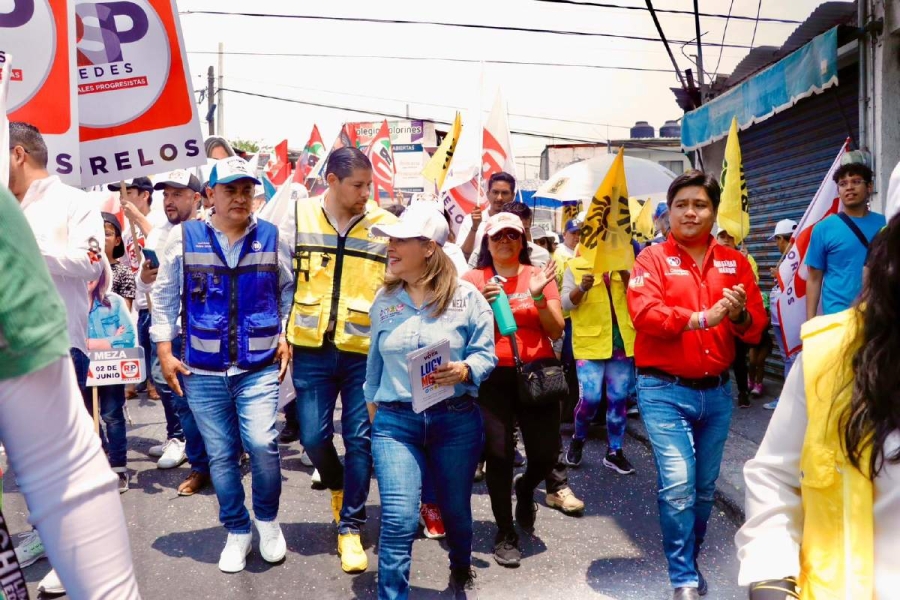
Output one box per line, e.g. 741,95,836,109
564,219,582,233
209,156,262,187
653,202,669,220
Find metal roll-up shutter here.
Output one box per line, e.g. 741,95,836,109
741,66,859,381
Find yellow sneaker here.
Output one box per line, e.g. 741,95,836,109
330,489,344,525
337,532,367,573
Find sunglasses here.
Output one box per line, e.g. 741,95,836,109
489,230,521,242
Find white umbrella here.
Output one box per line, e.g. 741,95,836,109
535,155,678,202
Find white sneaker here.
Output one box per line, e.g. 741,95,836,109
255,519,286,563
300,450,313,467
157,438,187,469
14,529,45,567
311,469,321,484
38,568,65,595
148,439,169,458
218,532,252,573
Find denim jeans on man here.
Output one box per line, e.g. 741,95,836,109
637,374,733,589
137,309,151,390
151,337,209,473
293,340,371,534
184,364,282,533
372,396,484,600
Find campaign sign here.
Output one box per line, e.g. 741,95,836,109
77,0,204,186
88,347,146,386
1,0,81,184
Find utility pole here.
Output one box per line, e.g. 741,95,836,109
206,66,215,136
693,0,706,102
217,42,225,137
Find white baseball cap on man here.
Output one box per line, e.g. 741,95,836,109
768,219,798,240
371,203,449,246
209,156,262,187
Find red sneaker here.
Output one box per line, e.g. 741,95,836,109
419,503,446,539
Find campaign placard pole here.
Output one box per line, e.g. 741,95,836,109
92,387,100,435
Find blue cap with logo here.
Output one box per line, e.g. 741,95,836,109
209,156,262,187
564,219,582,233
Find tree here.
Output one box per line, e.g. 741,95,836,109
231,138,260,153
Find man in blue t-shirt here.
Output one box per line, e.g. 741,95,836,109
805,162,886,318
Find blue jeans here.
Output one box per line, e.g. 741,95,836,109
292,341,371,534
573,357,635,449
771,322,797,379
136,309,151,390
151,338,209,473
72,349,127,468
637,374,733,589
372,397,484,600
184,365,282,533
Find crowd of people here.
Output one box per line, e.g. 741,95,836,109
1,120,896,600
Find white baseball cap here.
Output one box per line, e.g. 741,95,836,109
209,156,262,187
484,212,525,237
768,219,798,240
371,203,449,247
153,169,203,193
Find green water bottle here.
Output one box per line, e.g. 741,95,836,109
489,276,518,336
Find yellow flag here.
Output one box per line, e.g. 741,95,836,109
422,112,462,191
718,116,751,245
578,148,634,273
631,197,655,243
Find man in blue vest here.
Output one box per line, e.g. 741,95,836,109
151,156,294,573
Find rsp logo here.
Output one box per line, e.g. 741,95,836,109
120,359,140,379
0,0,35,28
75,0,171,128
76,2,149,66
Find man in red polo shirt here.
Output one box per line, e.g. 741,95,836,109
627,170,765,600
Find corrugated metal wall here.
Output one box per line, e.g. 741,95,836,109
741,66,860,381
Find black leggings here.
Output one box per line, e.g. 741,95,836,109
478,366,560,533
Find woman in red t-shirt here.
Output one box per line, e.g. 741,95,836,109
461,211,564,569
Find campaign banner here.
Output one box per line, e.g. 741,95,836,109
77,0,205,186
88,347,146,386
350,119,437,148
0,53,11,187
393,143,426,192
1,0,80,183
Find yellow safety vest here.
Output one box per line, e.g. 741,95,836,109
287,198,397,355
566,257,635,360
799,309,874,600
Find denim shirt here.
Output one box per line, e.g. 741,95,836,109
87,293,136,349
364,280,497,405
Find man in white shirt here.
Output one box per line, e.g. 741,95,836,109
457,171,516,259
553,219,581,262
136,170,211,496
7,122,104,389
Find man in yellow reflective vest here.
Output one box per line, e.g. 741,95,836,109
280,147,397,574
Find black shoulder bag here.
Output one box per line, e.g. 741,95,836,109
837,212,871,249
510,335,569,406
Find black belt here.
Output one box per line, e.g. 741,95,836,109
638,367,729,390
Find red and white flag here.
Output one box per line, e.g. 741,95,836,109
443,89,516,231
265,139,291,186
293,125,326,183
776,139,849,357
366,120,395,201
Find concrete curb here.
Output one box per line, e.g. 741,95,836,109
625,417,760,526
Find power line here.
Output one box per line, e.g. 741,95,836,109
178,10,753,49
750,0,763,48
186,50,675,74
644,0,693,107
712,0,735,79
221,75,635,129
532,0,800,24
217,87,615,144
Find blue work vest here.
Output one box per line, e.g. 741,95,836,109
181,219,280,372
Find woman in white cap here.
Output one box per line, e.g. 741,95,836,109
365,203,497,599
462,212,564,569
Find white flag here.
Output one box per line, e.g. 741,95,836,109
0,54,11,188
775,140,849,357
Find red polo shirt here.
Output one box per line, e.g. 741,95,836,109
627,235,766,379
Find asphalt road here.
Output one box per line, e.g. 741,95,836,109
2,394,746,600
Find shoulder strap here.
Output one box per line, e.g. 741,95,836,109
837,212,870,249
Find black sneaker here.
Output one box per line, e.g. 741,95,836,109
738,392,751,409
492,531,520,568
473,461,485,483
449,567,478,599
513,475,537,531
565,438,585,467
602,449,635,475
279,420,300,444
696,561,708,596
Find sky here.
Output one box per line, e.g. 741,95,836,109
178,0,850,179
